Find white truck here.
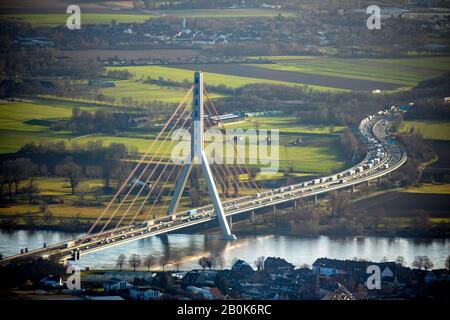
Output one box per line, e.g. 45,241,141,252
64,240,75,249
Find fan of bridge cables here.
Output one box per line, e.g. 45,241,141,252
86,87,260,235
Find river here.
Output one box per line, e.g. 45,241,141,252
0,230,448,270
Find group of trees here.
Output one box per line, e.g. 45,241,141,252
391,132,434,187
4,141,131,196
340,128,365,162
116,253,183,272
197,254,226,271
144,75,235,95
0,158,39,204
61,107,129,134
0,47,104,84
412,255,435,270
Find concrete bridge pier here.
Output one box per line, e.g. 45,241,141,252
250,210,255,222
351,185,356,195
273,205,276,214
378,176,382,184
314,194,318,205
227,216,233,229
293,200,298,209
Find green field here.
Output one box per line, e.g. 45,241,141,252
0,101,73,153
107,65,303,89
225,117,344,135
399,120,450,141
101,80,225,104
0,9,294,26
249,56,450,88
404,183,450,195
0,100,346,173
159,8,295,18
0,101,71,132
0,13,156,26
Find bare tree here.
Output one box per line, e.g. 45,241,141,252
214,254,225,270
128,254,142,271
174,259,182,272
55,157,82,195
207,255,216,270
116,254,126,271
143,254,153,271
160,256,169,272
230,257,238,269
198,256,209,271
422,256,434,270
329,191,351,218
255,256,265,271
395,256,405,266
412,256,424,269
412,256,433,270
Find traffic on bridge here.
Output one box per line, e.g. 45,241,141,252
0,103,406,266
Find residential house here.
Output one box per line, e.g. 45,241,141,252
103,278,132,293
232,259,254,276
182,270,217,287
322,283,356,300
129,286,164,300
264,257,295,274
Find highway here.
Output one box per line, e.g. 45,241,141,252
0,107,407,265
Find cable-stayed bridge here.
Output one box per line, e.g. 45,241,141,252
0,72,407,265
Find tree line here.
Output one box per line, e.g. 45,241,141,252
0,141,132,205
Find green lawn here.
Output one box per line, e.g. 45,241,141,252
399,120,450,141
0,101,71,132
101,80,226,104
0,101,73,153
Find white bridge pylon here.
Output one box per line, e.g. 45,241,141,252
167,71,236,240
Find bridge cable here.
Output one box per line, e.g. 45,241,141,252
117,110,193,228
86,86,193,235
203,112,252,193
112,109,193,230
99,106,191,232
204,90,261,193
203,101,255,193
